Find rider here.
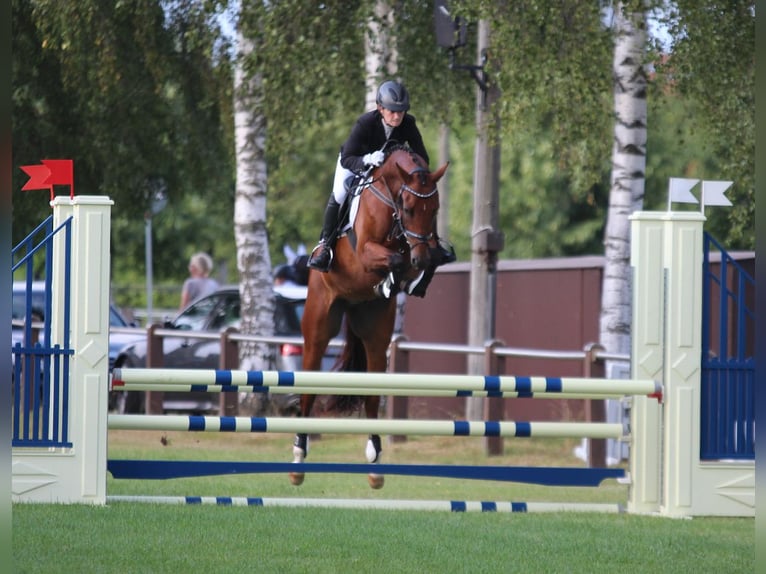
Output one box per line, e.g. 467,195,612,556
306,80,455,296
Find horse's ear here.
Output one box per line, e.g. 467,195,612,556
432,162,449,183
395,162,410,182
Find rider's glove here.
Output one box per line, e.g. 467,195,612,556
362,151,385,167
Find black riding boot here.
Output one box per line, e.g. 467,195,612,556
403,233,455,298
434,229,456,265
307,196,342,272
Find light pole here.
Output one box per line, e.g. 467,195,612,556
144,179,167,326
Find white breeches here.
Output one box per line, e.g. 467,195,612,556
332,154,354,204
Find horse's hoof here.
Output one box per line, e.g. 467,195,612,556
289,472,305,486
368,474,384,489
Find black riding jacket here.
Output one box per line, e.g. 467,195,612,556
340,110,429,174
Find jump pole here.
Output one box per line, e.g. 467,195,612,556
114,383,629,400
108,414,624,439
106,459,626,485
17,198,756,516
112,368,662,399
107,495,624,514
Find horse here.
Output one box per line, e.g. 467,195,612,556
289,143,448,489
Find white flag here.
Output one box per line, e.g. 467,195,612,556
668,178,699,204
702,180,733,206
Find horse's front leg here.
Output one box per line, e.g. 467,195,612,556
358,241,406,298
360,334,390,489
291,279,341,486
359,241,405,276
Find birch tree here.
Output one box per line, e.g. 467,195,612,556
600,2,648,364
365,0,397,108
232,28,275,401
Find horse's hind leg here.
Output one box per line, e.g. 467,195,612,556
289,394,317,486
290,274,343,487
348,303,394,490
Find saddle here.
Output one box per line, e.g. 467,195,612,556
336,175,366,243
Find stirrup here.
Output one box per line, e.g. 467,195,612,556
307,241,333,272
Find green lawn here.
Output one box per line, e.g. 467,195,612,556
13,431,754,573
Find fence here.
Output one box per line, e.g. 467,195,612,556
10,198,756,517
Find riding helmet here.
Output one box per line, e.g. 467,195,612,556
376,81,410,112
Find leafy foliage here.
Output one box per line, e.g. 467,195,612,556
655,0,754,247
12,0,754,305
12,0,235,288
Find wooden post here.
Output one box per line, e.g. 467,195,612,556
466,19,503,421
583,342,606,467
145,323,164,414
387,334,409,443
219,327,239,416
483,338,506,455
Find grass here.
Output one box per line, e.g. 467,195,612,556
13,431,754,573
104,430,628,502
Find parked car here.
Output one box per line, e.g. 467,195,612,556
110,283,340,414
12,281,143,376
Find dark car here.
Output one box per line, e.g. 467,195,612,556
12,281,143,375
110,283,340,414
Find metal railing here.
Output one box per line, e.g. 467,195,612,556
109,322,629,466
12,216,74,448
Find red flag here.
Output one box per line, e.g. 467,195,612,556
42,159,74,197
20,159,74,200
20,164,53,196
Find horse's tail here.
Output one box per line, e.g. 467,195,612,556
337,322,367,372
325,322,366,414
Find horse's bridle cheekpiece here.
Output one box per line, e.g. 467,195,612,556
367,164,437,251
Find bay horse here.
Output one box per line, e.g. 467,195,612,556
290,143,448,489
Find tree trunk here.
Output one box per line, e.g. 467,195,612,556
365,0,396,110
366,0,410,342
233,31,274,412
600,4,648,365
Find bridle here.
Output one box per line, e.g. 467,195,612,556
366,165,438,251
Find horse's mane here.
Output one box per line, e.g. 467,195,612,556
385,142,413,155
381,143,427,172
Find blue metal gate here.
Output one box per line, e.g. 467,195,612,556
11,215,74,448
700,232,755,460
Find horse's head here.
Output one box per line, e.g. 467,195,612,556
378,148,448,271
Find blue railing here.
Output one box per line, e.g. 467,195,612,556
12,215,74,448
700,233,755,460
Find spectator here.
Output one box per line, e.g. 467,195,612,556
180,252,219,310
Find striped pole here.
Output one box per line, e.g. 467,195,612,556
113,383,624,400
107,495,624,514
112,368,662,400
108,414,624,439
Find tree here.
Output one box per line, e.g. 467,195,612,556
12,0,232,221
600,2,648,365
12,0,235,289
231,27,274,383
13,0,752,318
657,0,754,248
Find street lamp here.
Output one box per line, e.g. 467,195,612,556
145,179,167,326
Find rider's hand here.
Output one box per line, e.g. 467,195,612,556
363,151,385,167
